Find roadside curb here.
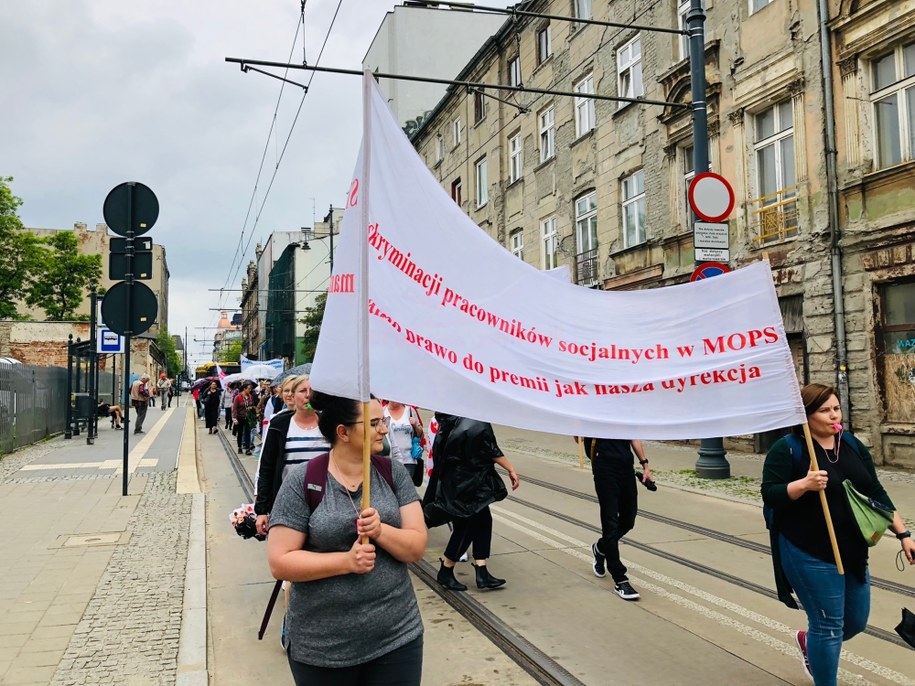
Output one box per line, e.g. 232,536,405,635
177,404,201,494
177,491,208,685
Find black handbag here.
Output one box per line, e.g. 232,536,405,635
896,607,915,650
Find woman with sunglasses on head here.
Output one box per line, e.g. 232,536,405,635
255,376,328,538
267,391,427,686
762,383,915,685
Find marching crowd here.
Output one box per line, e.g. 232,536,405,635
204,371,913,686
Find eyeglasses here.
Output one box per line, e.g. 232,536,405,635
348,416,391,430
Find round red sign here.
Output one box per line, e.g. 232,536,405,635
688,173,735,223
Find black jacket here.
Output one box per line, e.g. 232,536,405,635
254,409,294,515
422,414,507,527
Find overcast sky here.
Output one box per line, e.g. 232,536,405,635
1,1,508,368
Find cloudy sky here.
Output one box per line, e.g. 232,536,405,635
1,1,508,368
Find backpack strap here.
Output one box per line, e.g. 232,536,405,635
304,452,395,513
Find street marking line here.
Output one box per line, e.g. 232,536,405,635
491,505,911,685
118,408,174,476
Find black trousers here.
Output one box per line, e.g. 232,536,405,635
444,507,493,561
288,635,422,686
224,408,233,428
235,420,252,451
593,465,638,582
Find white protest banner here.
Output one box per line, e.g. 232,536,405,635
240,355,284,373
310,75,806,439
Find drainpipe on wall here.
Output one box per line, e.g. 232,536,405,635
817,0,851,423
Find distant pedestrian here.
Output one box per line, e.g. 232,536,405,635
233,383,255,455
384,400,425,487
580,437,650,601
422,414,520,591
202,381,222,434
222,382,236,429
167,377,175,407
97,401,123,429
157,373,171,411
267,392,426,685
129,373,151,434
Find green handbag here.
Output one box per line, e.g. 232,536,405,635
842,479,894,547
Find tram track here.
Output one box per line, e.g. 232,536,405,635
212,426,585,686
511,477,911,649
519,472,915,599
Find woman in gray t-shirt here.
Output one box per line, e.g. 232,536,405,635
267,392,427,685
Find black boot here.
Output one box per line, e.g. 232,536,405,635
473,563,506,589
437,559,467,591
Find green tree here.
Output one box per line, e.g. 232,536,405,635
221,338,243,364
156,327,183,377
0,177,44,319
26,230,102,320
300,292,327,362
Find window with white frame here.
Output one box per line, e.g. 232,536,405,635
617,36,643,106
575,0,592,20
575,192,598,253
539,106,555,162
679,1,705,61
750,0,774,14
475,157,488,207
452,118,462,147
754,101,796,200
435,135,444,164
752,101,798,244
451,178,462,206
510,229,524,260
509,56,522,88
474,90,486,123
509,133,523,183
537,25,552,65
574,74,595,137
541,217,559,270
622,171,646,248
871,41,915,169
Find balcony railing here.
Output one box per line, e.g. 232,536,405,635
750,186,799,246
576,248,599,287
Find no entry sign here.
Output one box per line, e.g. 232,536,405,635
688,173,735,223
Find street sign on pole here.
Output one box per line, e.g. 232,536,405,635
688,172,735,223
693,222,729,249
695,248,731,262
690,261,732,282
97,328,125,354
103,182,159,236
101,281,158,336
109,252,153,280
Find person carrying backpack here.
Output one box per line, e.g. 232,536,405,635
266,391,426,685
761,383,915,686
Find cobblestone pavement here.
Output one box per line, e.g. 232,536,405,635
50,471,192,686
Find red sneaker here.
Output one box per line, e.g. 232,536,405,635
794,630,813,682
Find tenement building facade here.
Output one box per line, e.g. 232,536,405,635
408,0,915,466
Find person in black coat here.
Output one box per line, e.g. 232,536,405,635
422,413,520,591
202,381,222,434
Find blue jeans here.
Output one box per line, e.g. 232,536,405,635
778,535,869,686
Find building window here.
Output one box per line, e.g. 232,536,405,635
475,157,488,207
682,144,695,226
510,229,524,260
878,279,915,423
451,178,462,206
509,133,523,183
539,106,555,162
750,0,774,14
617,36,643,106
574,74,595,138
537,26,552,65
678,1,705,61
752,100,798,244
435,135,444,164
871,41,915,169
622,171,646,248
509,56,522,88
474,90,486,123
541,217,558,270
575,0,592,21
575,192,598,285
452,118,462,147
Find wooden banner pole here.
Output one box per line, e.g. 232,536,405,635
802,423,844,575
361,400,372,545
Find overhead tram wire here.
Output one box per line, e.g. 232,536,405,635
220,0,346,314
218,4,308,316
227,1,679,191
